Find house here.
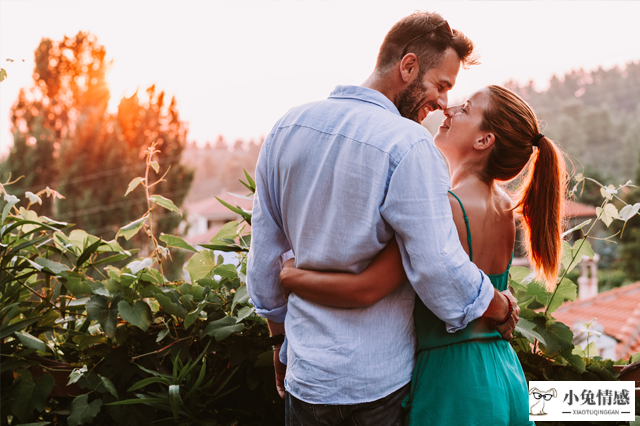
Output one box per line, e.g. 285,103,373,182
183,193,252,246
553,281,640,360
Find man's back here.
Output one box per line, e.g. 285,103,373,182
248,85,440,404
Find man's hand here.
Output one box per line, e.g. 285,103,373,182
494,290,520,341
273,346,286,399
267,320,286,399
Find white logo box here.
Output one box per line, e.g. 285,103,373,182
528,381,635,422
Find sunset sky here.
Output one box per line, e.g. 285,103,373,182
1,1,639,157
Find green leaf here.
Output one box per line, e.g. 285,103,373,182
67,394,103,426
169,384,181,419
15,331,47,352
86,293,122,338
156,328,170,343
127,376,171,392
61,272,94,297
236,306,255,322
150,161,160,174
0,316,43,340
150,195,182,216
546,278,577,313
561,347,586,373
537,318,574,356
106,397,168,406
509,266,535,291
2,193,19,225
116,214,149,241
526,280,551,306
595,202,618,227
215,197,252,225
68,366,88,385
159,234,197,252
72,334,108,350
155,293,187,319
100,376,118,399
12,369,54,423
202,316,244,342
619,203,640,222
561,239,594,273
214,264,239,280
243,169,256,192
117,301,151,332
514,318,545,345
209,221,239,244
185,250,217,282
34,257,70,274
561,219,592,238
231,285,249,312
125,177,144,196
184,301,206,329
76,239,103,269
15,422,51,426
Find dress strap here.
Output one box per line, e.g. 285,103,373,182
508,250,514,267
448,190,473,261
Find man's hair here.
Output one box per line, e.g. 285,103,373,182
375,11,479,75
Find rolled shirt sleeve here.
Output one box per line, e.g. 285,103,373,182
246,141,292,324
380,140,495,331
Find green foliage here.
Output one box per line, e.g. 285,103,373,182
1,168,283,425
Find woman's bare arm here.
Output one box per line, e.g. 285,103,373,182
279,238,407,308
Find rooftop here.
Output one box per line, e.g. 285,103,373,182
553,281,640,360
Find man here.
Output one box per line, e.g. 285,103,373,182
247,11,519,425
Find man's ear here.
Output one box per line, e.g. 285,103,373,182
475,133,495,151
399,53,419,83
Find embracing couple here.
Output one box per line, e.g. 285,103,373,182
247,11,566,426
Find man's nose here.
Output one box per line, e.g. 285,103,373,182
437,92,448,111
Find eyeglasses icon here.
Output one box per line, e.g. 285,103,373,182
532,392,554,401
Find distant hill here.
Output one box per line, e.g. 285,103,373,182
507,60,640,181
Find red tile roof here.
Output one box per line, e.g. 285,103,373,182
183,221,251,245
553,282,640,359
185,193,253,216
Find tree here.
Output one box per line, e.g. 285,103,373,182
2,32,193,245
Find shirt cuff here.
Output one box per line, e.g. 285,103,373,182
281,250,295,263
445,272,494,333
252,300,288,323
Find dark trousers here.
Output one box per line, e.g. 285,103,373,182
285,383,410,426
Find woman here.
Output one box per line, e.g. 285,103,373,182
279,85,568,425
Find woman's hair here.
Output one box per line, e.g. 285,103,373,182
479,85,568,288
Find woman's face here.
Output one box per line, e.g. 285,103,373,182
434,88,491,159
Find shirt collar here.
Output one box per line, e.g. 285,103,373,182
328,85,400,116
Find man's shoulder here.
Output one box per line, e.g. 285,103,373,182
275,97,433,162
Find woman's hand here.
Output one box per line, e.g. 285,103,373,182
280,258,297,298
493,290,520,341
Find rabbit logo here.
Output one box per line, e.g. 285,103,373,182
529,388,557,416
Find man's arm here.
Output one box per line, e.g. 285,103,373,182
380,139,514,332
246,141,291,399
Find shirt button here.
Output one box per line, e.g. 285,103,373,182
444,248,449,254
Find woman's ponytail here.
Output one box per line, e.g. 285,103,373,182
481,86,568,288
516,136,568,288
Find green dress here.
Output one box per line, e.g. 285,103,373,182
402,191,534,426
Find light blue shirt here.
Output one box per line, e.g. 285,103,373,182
246,85,493,405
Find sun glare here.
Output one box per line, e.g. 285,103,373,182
106,65,139,113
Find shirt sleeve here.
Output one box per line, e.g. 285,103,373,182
380,139,494,331
246,141,292,323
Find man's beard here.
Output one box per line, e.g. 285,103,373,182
396,76,437,123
